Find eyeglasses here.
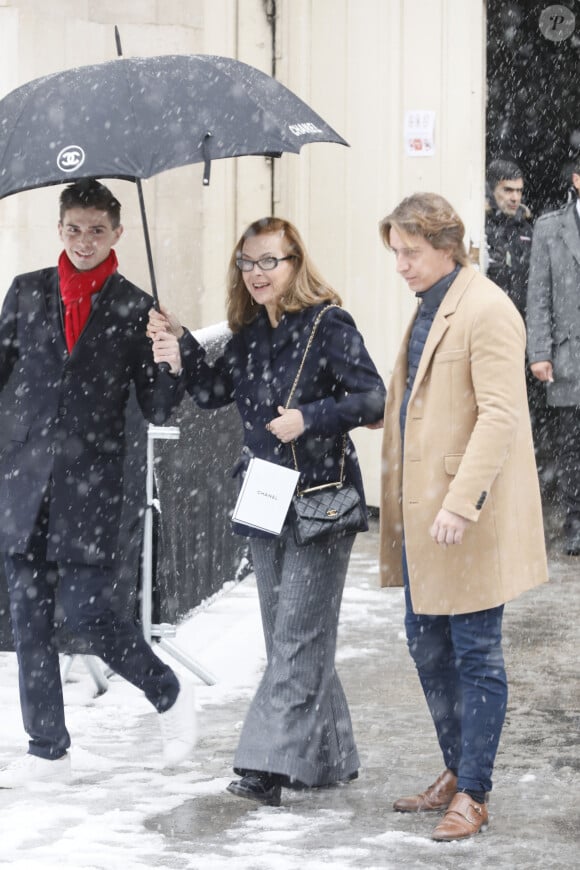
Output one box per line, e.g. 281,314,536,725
236,255,296,272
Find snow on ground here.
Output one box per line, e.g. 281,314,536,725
0,555,402,870
2,530,577,870
0,574,268,870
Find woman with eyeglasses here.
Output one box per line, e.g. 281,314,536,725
148,216,385,807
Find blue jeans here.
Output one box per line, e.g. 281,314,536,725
4,554,179,759
402,547,507,795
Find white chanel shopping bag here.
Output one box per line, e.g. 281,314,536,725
232,458,300,535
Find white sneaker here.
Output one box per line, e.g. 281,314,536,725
0,753,72,789
158,679,197,768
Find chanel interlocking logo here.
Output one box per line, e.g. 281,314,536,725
57,146,86,173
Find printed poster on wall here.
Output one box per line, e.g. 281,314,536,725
404,110,436,157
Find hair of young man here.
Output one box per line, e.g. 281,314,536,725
226,216,342,332
59,179,121,228
378,192,469,267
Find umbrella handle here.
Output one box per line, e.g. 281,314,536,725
135,179,161,309
136,180,170,373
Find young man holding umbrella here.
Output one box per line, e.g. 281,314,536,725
0,179,195,788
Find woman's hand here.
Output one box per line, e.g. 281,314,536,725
152,330,182,376
266,406,305,443
147,305,185,340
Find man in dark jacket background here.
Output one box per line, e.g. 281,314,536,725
484,158,533,319
0,180,195,788
485,158,552,494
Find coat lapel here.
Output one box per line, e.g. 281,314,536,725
269,306,324,402
270,306,315,360
388,317,414,412
409,266,475,402
75,274,116,339
65,274,121,359
43,270,68,357
562,204,580,269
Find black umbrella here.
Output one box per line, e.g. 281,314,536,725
0,49,347,305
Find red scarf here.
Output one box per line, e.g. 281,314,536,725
58,250,118,351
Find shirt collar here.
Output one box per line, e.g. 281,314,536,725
416,264,461,312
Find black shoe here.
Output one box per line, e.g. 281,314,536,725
282,770,359,791
226,772,282,807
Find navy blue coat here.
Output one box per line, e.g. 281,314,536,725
180,303,386,536
0,268,184,565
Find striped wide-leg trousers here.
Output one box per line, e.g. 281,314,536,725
233,528,359,787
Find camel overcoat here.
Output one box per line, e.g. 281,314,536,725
380,265,548,615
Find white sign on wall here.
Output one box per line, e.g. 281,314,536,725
404,110,436,157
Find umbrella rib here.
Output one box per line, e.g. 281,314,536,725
117,58,148,178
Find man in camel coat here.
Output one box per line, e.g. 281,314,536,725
378,192,547,842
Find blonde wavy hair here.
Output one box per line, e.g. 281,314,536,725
226,217,342,332
379,192,469,266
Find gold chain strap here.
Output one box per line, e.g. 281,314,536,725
285,305,346,495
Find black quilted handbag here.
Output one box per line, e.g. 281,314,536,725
292,481,366,546
285,305,367,547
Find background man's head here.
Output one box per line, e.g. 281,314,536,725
487,159,524,216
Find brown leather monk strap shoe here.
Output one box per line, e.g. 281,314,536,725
431,792,489,841
393,768,457,812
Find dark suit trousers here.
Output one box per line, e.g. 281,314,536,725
4,553,179,759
